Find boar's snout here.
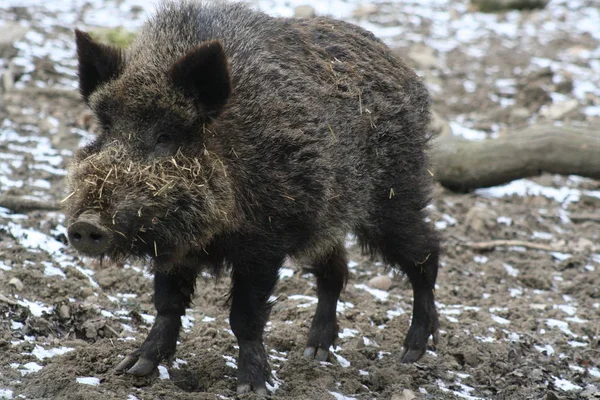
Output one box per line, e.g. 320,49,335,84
67,212,112,255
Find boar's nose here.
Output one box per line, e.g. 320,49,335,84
67,212,112,255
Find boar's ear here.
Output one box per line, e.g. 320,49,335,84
168,40,231,117
75,29,124,103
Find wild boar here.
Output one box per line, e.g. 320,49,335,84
65,1,440,395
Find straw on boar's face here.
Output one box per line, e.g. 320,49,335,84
64,31,237,265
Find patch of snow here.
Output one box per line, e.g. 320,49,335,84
554,304,576,316
336,300,354,314
338,328,359,339
532,231,553,240
332,348,351,368
497,216,512,226
139,313,155,324
552,377,581,392
17,299,53,317
546,319,575,336
329,392,357,400
534,344,555,356
565,316,587,324
279,268,294,279
31,345,74,360
181,315,194,331
43,262,66,278
503,263,519,277
223,355,237,369
473,255,488,264
508,288,523,297
76,377,100,386
19,362,43,375
490,315,510,325
449,122,488,140
476,179,600,205
507,332,520,342
158,365,169,380
288,294,318,308
11,321,23,330
386,307,405,319
353,284,389,301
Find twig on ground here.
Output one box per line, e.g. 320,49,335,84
462,239,565,252
0,195,61,212
569,213,600,223
0,293,18,306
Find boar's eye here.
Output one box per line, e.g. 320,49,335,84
153,134,177,157
156,134,172,145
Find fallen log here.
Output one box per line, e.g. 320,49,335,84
431,124,600,192
0,195,61,212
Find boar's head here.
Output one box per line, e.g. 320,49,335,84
64,30,240,267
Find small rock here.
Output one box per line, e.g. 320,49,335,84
408,45,441,70
544,391,563,400
0,22,28,59
38,117,58,134
352,3,379,19
8,277,23,291
59,304,71,319
555,76,574,94
517,84,551,112
508,107,530,124
367,275,393,291
2,68,14,92
294,5,315,19
464,206,498,233
80,286,94,298
82,318,106,339
581,194,600,207
573,237,595,252
391,389,416,400
540,99,579,120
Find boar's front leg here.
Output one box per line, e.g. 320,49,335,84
303,244,348,361
229,257,282,395
115,267,197,376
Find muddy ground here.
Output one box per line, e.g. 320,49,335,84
0,0,599,399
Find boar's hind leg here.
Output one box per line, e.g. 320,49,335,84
359,212,440,364
115,268,197,376
303,244,348,361
229,258,282,395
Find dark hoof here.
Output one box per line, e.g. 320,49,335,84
303,346,329,361
400,329,439,364
127,357,158,376
400,347,426,364
237,340,272,396
305,318,338,363
237,383,268,396
115,351,158,377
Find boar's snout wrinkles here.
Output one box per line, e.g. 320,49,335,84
65,0,441,394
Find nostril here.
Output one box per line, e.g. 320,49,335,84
90,232,103,242
72,232,82,241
